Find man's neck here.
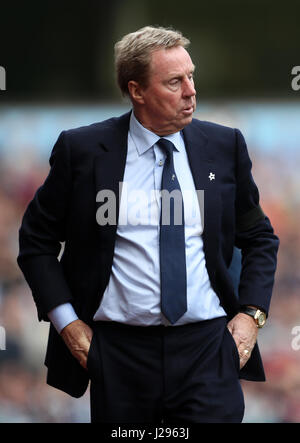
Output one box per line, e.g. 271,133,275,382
132,108,182,137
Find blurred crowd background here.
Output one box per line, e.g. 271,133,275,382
0,0,300,422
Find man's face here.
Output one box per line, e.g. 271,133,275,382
136,46,196,135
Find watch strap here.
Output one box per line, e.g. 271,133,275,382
239,306,266,328
240,306,258,317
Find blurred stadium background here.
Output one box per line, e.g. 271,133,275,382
0,0,300,422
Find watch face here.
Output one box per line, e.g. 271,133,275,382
258,313,266,327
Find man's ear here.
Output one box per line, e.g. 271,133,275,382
128,81,145,105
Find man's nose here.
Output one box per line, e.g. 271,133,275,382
182,77,196,98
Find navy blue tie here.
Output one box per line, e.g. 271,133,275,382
157,138,187,324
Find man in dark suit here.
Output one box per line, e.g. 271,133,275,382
17,26,279,423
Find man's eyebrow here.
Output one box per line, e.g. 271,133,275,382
167,65,196,79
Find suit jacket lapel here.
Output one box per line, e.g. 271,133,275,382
183,121,221,281
94,111,131,249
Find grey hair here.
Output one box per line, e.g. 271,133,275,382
114,26,190,96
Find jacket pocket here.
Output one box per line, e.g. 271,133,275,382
224,327,240,373
86,333,96,375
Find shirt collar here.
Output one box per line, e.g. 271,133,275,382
129,111,183,156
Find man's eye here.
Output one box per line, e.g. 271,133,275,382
169,79,179,86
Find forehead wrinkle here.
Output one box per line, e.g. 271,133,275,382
151,46,193,66
153,62,195,79
167,63,196,76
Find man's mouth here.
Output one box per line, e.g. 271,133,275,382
182,105,194,115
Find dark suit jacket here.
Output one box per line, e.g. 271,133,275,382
17,111,279,398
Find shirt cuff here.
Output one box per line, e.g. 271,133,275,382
47,303,79,334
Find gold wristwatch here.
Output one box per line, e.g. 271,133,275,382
240,306,267,328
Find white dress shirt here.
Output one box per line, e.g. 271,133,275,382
48,112,225,332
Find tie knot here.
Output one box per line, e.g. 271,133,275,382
157,138,175,157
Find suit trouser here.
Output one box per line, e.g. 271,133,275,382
87,316,245,423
